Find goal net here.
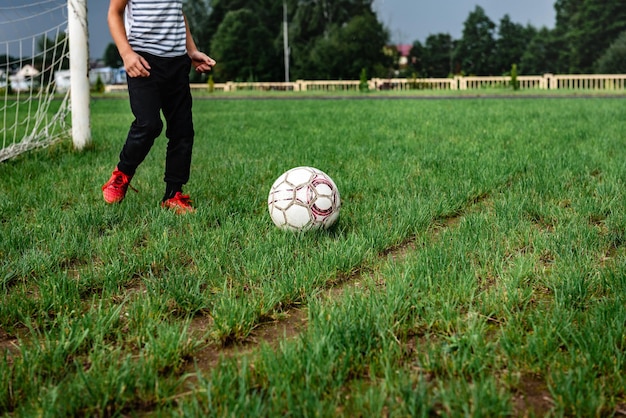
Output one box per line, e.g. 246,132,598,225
0,0,73,162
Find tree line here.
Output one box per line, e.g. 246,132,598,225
410,0,626,78
102,0,626,82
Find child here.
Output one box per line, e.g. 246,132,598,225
102,0,215,214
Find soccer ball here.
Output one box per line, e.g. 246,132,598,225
268,166,341,231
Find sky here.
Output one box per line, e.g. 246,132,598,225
373,0,556,45
2,0,557,60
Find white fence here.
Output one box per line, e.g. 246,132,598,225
456,74,626,91
104,74,626,93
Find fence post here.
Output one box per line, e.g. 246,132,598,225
456,76,467,91
543,74,555,90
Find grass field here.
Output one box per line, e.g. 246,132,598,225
1,95,625,416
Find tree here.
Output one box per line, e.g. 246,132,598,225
289,0,383,79
292,0,376,38
494,15,534,75
183,0,392,81
211,8,277,81
103,43,122,68
187,0,288,81
183,0,213,52
551,0,577,72
454,6,497,75
520,27,560,75
306,12,390,80
554,0,626,73
595,30,626,73
408,34,455,78
422,33,454,78
37,33,69,69
407,40,424,76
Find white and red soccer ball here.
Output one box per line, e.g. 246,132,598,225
267,166,341,231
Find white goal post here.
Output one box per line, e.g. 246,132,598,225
68,0,91,151
0,0,91,163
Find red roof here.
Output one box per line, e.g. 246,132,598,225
396,44,412,57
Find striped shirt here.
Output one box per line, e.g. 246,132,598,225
125,0,187,57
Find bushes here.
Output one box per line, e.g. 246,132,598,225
510,64,519,91
93,75,105,94
359,68,369,92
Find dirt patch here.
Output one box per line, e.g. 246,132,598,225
512,373,554,417
0,326,20,359
184,307,308,375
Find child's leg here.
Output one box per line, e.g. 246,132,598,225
161,55,194,198
117,71,164,177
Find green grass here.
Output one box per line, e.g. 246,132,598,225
1,96,625,416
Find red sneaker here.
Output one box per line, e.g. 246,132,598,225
161,192,196,214
102,167,136,204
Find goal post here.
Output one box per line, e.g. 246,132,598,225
68,0,91,150
0,0,91,163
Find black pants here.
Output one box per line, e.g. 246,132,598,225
117,53,194,187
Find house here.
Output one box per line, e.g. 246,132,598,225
396,44,412,68
10,64,41,92
54,66,127,93
54,70,71,93
90,67,127,85
15,64,40,78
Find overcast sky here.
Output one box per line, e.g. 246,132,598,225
2,0,556,60
373,0,556,44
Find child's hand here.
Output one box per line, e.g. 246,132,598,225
189,51,215,73
123,51,151,77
